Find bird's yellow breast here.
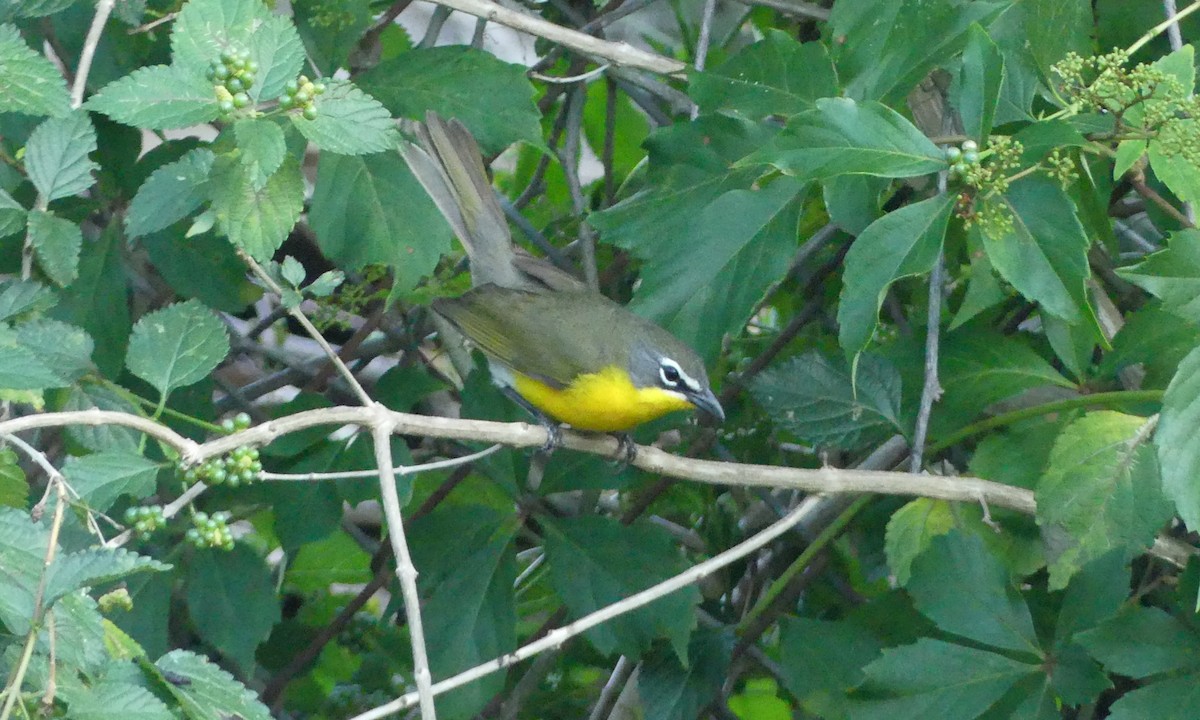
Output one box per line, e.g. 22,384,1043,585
512,365,694,432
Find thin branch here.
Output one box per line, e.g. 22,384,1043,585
371,407,437,719
694,0,718,73
72,0,115,108
420,0,687,76
1128,0,1200,56
1129,170,1196,228
260,444,501,481
910,245,946,472
586,656,635,720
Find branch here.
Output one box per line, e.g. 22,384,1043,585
420,0,687,76
72,0,115,108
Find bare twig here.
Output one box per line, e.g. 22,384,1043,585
910,246,946,472
72,0,115,108
261,444,501,481
371,407,437,719
694,0,718,73
586,656,635,720
420,0,687,76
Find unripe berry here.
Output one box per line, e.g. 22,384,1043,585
232,92,250,109
302,105,318,120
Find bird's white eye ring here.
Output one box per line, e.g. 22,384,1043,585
660,360,682,387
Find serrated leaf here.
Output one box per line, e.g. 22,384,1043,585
690,31,836,119
185,545,280,670
906,531,1040,655
1101,307,1200,389
87,65,218,130
0,448,27,508
52,223,129,378
746,97,945,179
16,317,93,382
1076,605,1200,677
543,515,699,660
0,325,70,390
310,150,449,294
838,193,955,355
0,23,71,117
232,119,284,190
358,45,541,153
885,499,956,585
64,681,174,720
26,209,81,286
126,149,215,238
1156,343,1200,532
290,80,398,155
155,650,273,720
285,531,370,593
849,638,1037,719
1118,229,1200,323
2,0,78,18
956,23,1005,140
25,110,98,201
62,452,160,513
245,14,306,102
45,547,169,609
125,299,229,398
1037,411,1170,589
981,175,1095,324
0,186,24,239
62,381,142,453
143,228,261,313
751,351,902,449
0,279,56,322
209,153,303,260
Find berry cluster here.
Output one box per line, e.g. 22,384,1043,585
207,49,258,115
181,413,262,487
337,611,378,653
186,511,234,550
124,504,165,536
945,140,979,179
279,75,326,120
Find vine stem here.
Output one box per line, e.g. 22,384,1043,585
1128,0,1200,56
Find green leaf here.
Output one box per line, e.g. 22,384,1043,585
1106,676,1200,720
409,506,517,719
609,177,804,360
849,638,1037,719
1101,307,1200,389
956,24,1005,140
293,0,372,72
968,417,1064,490
1149,123,1200,206
1037,411,1170,589
232,119,284,190
0,23,70,117
0,0,79,18
748,98,945,179
690,31,837,119
155,650,273,720
286,531,371,593
0,325,69,391
209,153,303,261
245,14,307,102
640,631,732,720
828,0,1002,104
0,448,27,508
728,678,791,720
906,530,1040,655
309,151,450,295
1119,230,1200,323
25,110,97,202
125,299,230,399
751,351,902,449
358,45,541,153
0,186,24,239
1155,343,1200,532
87,65,219,130
544,515,698,660
1023,0,1092,83
980,175,1094,324
0,279,54,322
126,149,215,238
44,547,168,610
26,209,82,286
64,681,174,720
62,381,142,453
885,499,956,585
15,317,91,383
52,223,129,378
143,228,260,312
838,193,955,355
62,452,159,513
185,545,280,671
1077,605,1200,677
779,617,882,700
290,80,398,155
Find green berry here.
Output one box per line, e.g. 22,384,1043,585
303,105,318,120
219,100,235,114
240,73,254,89
313,82,326,95
186,528,202,544
945,146,962,162
247,60,260,73
124,507,137,523
293,90,311,105
963,150,979,164
952,162,968,176
226,76,245,93
232,92,250,109
234,412,252,430
284,79,299,95
962,139,978,153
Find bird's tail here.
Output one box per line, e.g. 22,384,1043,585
400,112,524,289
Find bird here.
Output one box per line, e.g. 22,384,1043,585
401,112,724,448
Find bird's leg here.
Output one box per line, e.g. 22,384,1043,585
501,387,563,453
612,433,638,468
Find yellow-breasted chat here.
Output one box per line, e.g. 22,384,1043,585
402,113,724,439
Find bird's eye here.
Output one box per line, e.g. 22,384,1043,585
660,361,682,387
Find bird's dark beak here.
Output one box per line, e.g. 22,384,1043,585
689,387,725,424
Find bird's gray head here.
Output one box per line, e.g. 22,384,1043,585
628,337,725,423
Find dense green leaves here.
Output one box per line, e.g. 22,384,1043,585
690,31,837,118
125,299,229,399
1156,344,1200,531
1119,230,1200,322
290,80,398,155
62,451,158,513
155,650,273,720
25,110,97,201
0,23,71,117
26,209,82,286
186,546,281,670
209,153,304,260
126,149,215,238
87,65,219,130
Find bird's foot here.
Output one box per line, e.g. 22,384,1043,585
611,433,638,469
